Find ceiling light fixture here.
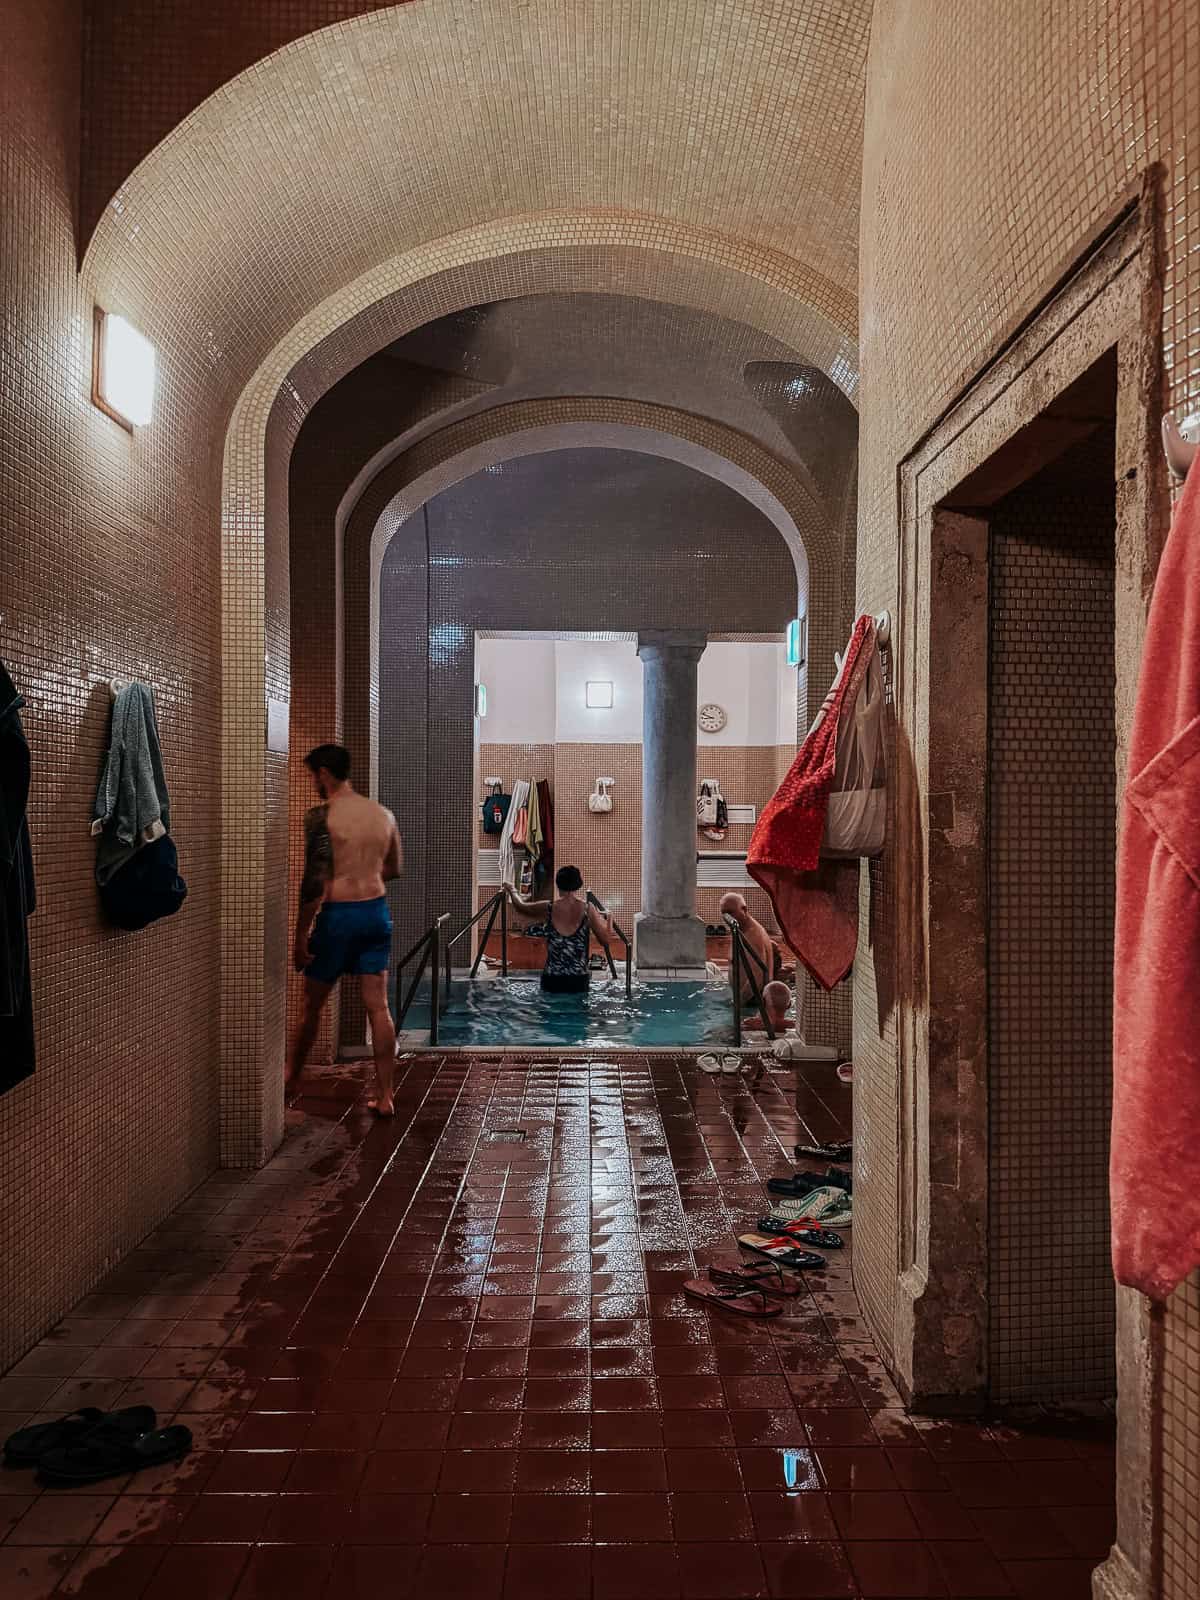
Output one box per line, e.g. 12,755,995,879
92,308,157,429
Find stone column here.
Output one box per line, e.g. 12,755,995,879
635,631,707,972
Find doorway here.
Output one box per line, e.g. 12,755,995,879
985,398,1118,1402
888,199,1163,1426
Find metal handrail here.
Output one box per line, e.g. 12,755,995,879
725,913,775,1047
587,892,633,1000
395,912,450,1043
446,888,508,978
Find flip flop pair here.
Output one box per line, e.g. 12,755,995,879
767,1165,852,1199
698,1054,741,1076
764,1187,853,1229
4,1406,192,1486
683,1262,798,1317
756,1217,844,1249
738,1232,827,1273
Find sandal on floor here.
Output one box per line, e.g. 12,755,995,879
37,1422,192,1487
796,1141,851,1163
756,1217,844,1249
766,1171,825,1199
4,1406,154,1470
5,1408,104,1470
683,1272,781,1318
720,1056,742,1075
768,1166,852,1198
709,1262,803,1300
738,1232,827,1273
764,1186,853,1228
698,1054,723,1075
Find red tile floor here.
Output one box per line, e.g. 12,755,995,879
0,1057,1114,1599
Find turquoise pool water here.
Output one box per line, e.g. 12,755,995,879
398,975,755,1048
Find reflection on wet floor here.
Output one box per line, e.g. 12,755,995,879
0,1057,1113,1599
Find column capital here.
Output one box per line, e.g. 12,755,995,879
636,630,707,662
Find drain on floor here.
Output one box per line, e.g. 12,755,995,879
483,1129,527,1143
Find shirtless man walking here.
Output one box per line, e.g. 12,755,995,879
288,744,403,1116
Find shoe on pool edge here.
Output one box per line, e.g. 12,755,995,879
721,1056,742,1075
699,1054,722,1074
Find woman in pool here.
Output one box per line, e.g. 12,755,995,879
505,866,614,994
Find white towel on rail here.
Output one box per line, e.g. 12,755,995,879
497,779,529,887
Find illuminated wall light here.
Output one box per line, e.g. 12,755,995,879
92,308,157,429
475,683,487,718
785,616,807,668
585,680,614,709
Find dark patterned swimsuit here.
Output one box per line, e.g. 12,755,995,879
528,911,591,994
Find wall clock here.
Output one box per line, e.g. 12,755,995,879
698,702,727,733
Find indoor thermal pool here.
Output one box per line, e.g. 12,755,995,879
398,976,763,1049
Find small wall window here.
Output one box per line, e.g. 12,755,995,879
92,308,156,429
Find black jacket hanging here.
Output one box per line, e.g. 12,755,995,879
0,659,36,1093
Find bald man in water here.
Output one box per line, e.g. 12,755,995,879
719,892,777,1002
288,743,403,1116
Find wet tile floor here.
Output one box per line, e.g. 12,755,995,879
0,1057,1114,1599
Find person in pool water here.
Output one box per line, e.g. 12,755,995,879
505,866,614,993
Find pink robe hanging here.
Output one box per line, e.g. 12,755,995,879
1111,456,1200,1300
747,616,876,990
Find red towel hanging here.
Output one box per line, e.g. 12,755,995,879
747,615,877,989
1111,456,1200,1300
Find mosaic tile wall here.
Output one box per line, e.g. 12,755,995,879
858,4,1199,1589
987,431,1117,1403
0,3,221,1369
478,743,786,942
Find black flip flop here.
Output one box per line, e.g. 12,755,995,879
4,1406,151,1470
796,1141,851,1163
37,1422,191,1487
738,1232,826,1273
768,1166,852,1199
756,1217,844,1249
766,1172,825,1199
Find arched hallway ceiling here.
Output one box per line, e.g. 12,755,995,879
84,0,869,424
306,295,857,560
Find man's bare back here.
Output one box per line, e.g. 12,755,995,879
289,744,403,1117
321,790,402,901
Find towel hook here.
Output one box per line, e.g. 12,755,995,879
1163,415,1200,481
109,677,127,701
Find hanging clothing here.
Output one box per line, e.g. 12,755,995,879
497,779,530,888
91,682,170,887
1111,457,1200,1300
0,659,36,1093
99,833,188,932
536,780,554,855
526,779,544,863
747,616,878,990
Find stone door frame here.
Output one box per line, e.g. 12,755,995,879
890,183,1167,1600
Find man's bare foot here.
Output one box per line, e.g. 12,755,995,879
367,1096,395,1118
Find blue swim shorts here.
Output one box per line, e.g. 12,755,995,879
305,897,392,984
